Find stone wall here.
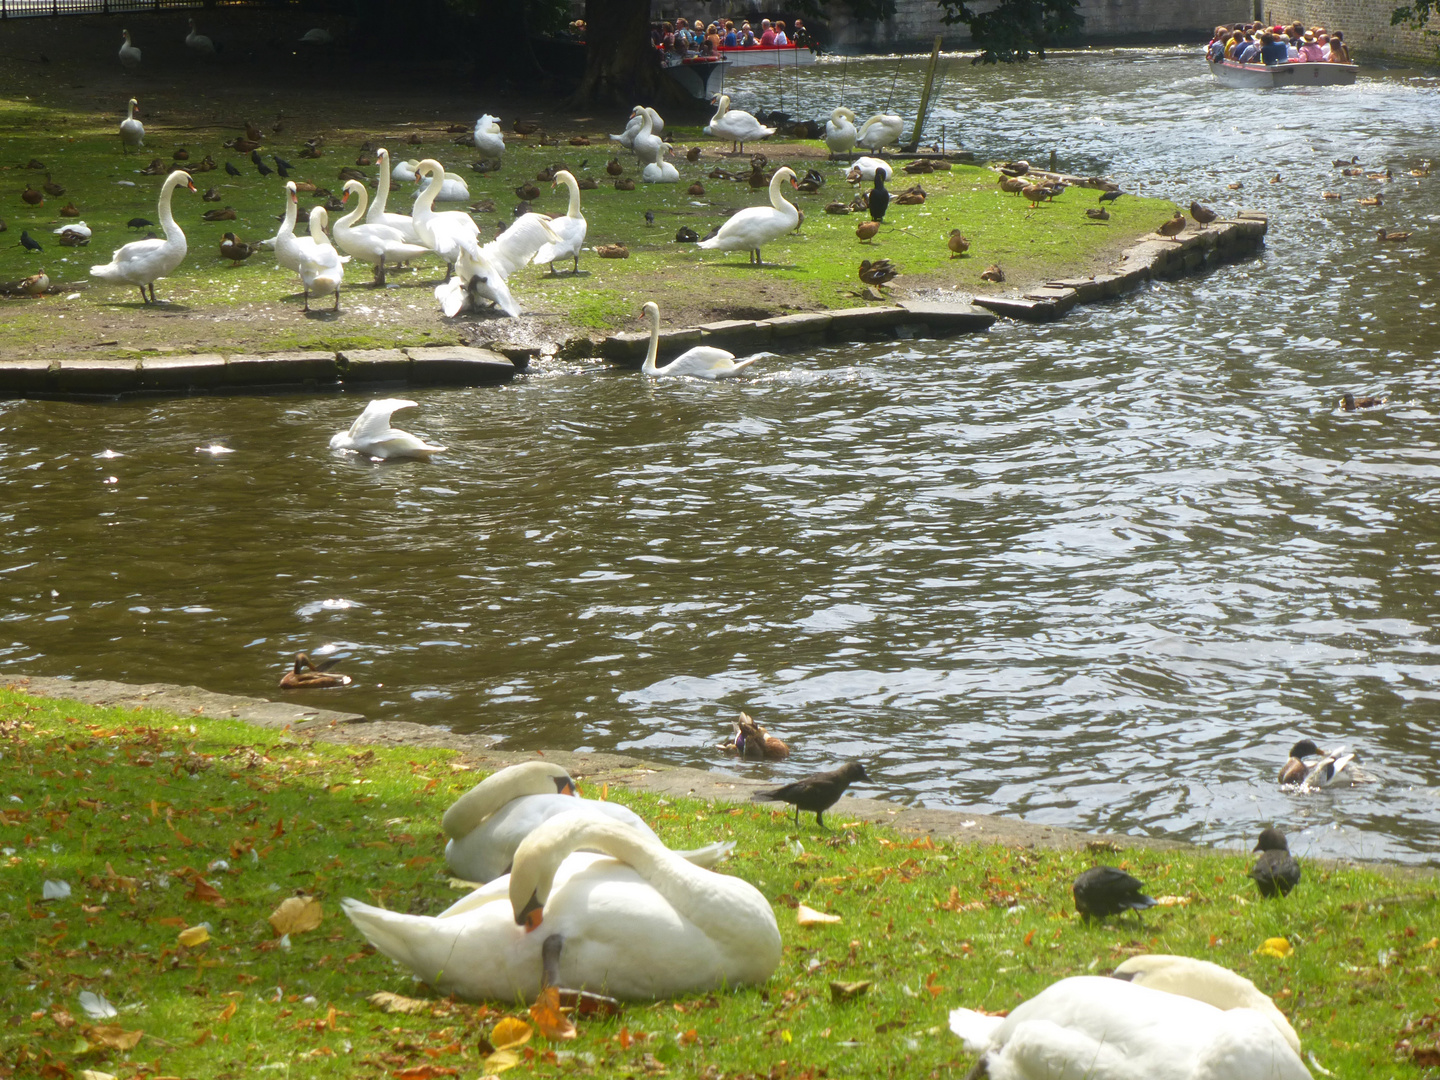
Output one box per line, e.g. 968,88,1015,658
1262,1,1437,65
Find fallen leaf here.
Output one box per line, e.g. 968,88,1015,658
86,1025,143,1051
490,1017,532,1051
528,987,576,1041
830,980,871,1003
1255,937,1293,959
268,895,322,936
78,992,117,1020
189,879,223,904
369,991,432,1015
797,904,842,926
178,925,210,947
1153,895,1191,907
80,1072,117,1080
392,1067,460,1079
484,1049,520,1073
217,1001,237,1022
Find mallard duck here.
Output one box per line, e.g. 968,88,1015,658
1339,392,1386,411
202,207,237,221
858,258,898,288
999,160,1029,177
1189,200,1217,224
1278,738,1355,789
1156,212,1186,237
300,146,323,160
687,181,705,196
337,166,366,183
893,185,926,206
1408,164,1430,177
686,146,702,162
856,220,879,242
21,184,43,206
1086,206,1110,220
513,118,542,135
171,147,190,162
515,181,541,200
606,157,624,176
1249,828,1301,898
796,168,825,193
824,201,851,215
597,243,629,258
19,272,49,297
1022,183,1055,207
56,225,90,247
224,136,262,155
675,226,698,243
980,264,1005,282
613,178,635,192
998,176,1028,196
1358,194,1383,207
569,135,591,146
190,155,216,173
279,652,351,689
1072,866,1155,921
1228,181,1242,189
947,229,970,256
1270,172,1282,183
904,159,935,174
58,201,80,217
1321,191,1341,199
721,712,790,761
355,150,374,167
219,232,254,263
1376,227,1411,241
42,173,64,197
1333,155,1358,167
1366,167,1392,181
1341,167,1364,177
139,158,167,176
201,186,221,202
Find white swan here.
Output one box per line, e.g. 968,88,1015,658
434,262,518,320
330,398,445,461
631,107,663,167
90,170,194,303
473,114,505,160
119,97,144,153
696,166,798,265
640,301,755,380
483,213,561,279
293,205,348,311
118,29,141,70
641,142,680,183
1112,956,1301,1055
704,94,775,153
824,107,858,155
412,159,481,273
342,813,780,1001
391,157,418,184
427,171,470,203
185,19,215,55
442,762,733,883
532,170,587,274
610,106,665,149
333,180,432,285
370,149,423,245
53,220,92,240
856,112,905,151
267,181,304,272
845,156,893,183
949,975,1310,1080
299,27,333,44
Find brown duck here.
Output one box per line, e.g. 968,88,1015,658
202,206,237,221
824,202,851,215
219,232,254,262
1376,227,1411,242
688,181,705,196
947,229,970,257
613,178,635,191
42,173,65,197
1357,194,1382,207
21,184,44,205
172,148,190,162
191,154,216,173
606,157,624,176
597,242,629,258
856,220,879,242
893,185,926,206
279,652,351,689
980,264,1005,282
1156,212,1186,238
999,175,1028,196
858,258,898,288
720,712,790,761
59,201,80,217
1086,207,1110,221
1189,201,1217,224
515,182,541,200
202,186,222,202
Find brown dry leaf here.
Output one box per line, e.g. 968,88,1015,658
490,1016,533,1051
268,895,323,936
80,1071,118,1080
216,1001,237,1022
368,991,432,1015
797,904,842,926
528,987,576,1041
829,980,872,1003
178,925,210,947
483,1049,520,1073
1153,895,1191,907
86,1025,143,1051
189,878,223,904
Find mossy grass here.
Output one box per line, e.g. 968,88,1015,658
7,688,1428,1080
0,86,1177,360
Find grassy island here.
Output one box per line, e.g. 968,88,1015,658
1,689,1435,1080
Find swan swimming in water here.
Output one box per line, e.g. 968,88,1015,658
639,301,756,380
342,813,781,1001
330,398,445,460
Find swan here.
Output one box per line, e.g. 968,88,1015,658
391,157,419,184
696,166,798,265
118,29,141,70
299,27,333,44
532,169,587,274
845,156,893,183
641,142,680,183
412,159,481,274
486,214,560,278
640,301,756,379
342,813,780,1001
370,149,423,245
119,98,144,154
434,261,518,319
631,107,663,167
611,106,666,149
333,180,432,285
53,220,92,241
185,19,215,55
949,975,1310,1080
264,181,305,271
856,113,905,151
426,170,470,203
89,169,194,303
330,398,444,460
824,107,858,156
473,114,505,160
704,94,775,153
1111,955,1301,1054
443,762,733,883
293,205,348,311
1279,740,1355,790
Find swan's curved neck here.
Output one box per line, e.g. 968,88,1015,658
639,110,653,138
641,306,660,374
414,162,443,217
308,206,331,249
711,96,728,124
336,182,368,229
278,186,298,238
768,171,796,215
442,765,564,837
127,99,138,120
561,173,581,218
374,150,391,215
157,173,186,243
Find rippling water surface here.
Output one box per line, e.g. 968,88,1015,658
4,49,1440,863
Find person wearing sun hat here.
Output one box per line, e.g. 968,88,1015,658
1298,31,1325,61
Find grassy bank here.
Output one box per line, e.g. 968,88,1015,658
0,84,1177,362
4,688,1432,1080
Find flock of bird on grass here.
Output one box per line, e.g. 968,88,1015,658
324,734,1355,1080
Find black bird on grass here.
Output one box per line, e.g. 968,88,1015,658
753,761,870,829
127,217,155,229
273,154,293,178
644,209,655,227
1072,866,1156,922
869,171,890,223
225,161,241,177
1098,189,1123,204
19,230,42,252
1249,827,1301,898
252,150,273,177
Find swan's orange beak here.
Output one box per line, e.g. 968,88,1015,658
559,779,576,796
524,907,544,932
342,191,350,204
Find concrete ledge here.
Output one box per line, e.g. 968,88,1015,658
0,360,56,396
54,359,141,395
897,301,997,333
825,304,908,333
406,345,516,385
338,348,412,383
225,351,340,386
763,312,833,338
139,354,227,391
699,319,773,352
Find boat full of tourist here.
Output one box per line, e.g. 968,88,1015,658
1204,20,1357,87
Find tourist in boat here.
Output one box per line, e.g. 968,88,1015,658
759,19,776,46
1237,33,1261,63
739,23,756,45
774,21,789,45
1260,31,1289,65
1328,31,1351,63
1207,27,1227,61
1298,32,1325,61
792,18,811,46
724,21,737,46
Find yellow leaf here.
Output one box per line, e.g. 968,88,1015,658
367,991,431,1015
80,1071,118,1080
178,925,210,947
484,1049,520,1073
86,1025,143,1051
797,904,842,926
491,1016,533,1051
1255,937,1293,958
829,980,872,1003
217,1000,237,1022
268,895,323,936
529,987,577,1041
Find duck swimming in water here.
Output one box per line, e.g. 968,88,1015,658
1278,739,1355,790
279,652,351,689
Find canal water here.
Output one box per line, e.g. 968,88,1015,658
3,49,1438,865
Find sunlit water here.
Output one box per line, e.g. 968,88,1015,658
4,49,1439,864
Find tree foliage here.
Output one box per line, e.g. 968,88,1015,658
938,0,1083,63
1391,0,1438,29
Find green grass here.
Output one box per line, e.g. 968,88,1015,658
9,689,1427,1080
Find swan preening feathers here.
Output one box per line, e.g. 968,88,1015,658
330,398,445,461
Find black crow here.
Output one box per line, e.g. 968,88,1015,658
753,762,870,829
225,161,241,177
1098,190,1123,204
1249,828,1301,898
1072,866,1156,921
869,172,889,223
19,230,42,252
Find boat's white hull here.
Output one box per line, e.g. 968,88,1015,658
1207,58,1357,88
661,56,731,99
717,45,817,68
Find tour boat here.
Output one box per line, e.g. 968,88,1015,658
661,54,731,99
1206,57,1357,88
716,43,817,68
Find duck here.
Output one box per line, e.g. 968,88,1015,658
202,207,237,221
948,229,970,257
1111,955,1301,1054
442,761,733,884
224,136,262,155
856,220,879,242
279,652,351,689
1071,865,1155,921
998,175,1028,196
1156,211,1186,237
1339,392,1386,411
641,143,680,184
611,106,665,150
515,180,542,200
118,28,141,69
596,242,629,258
201,186,221,202
675,226,698,243
1358,194,1383,207
1408,163,1431,177
1022,183,1054,206
1278,739,1355,790
893,184,925,206
333,180,432,285
1367,167,1393,181
823,107,858,156
54,222,91,246
191,154,216,173
185,18,216,55
59,201,80,217
904,159,935,174
1333,155,1359,167
640,301,755,379
1248,827,1301,898
473,114,505,160
89,170,195,303
532,170,587,274
696,166,798,266
21,184,43,206
688,181,706,196
796,168,826,193
1376,227,1412,242
846,156,893,184
1000,159,1030,176
19,272,49,297
721,712,790,761
119,97,144,153
1190,200,1218,224
412,159,482,275
704,94,775,153
341,814,781,1002
949,974,1309,1080
980,264,1005,282
330,398,445,460
218,233,253,263
858,258,898,288
855,112,904,151
42,173,64,198
1086,206,1110,220
292,205,348,311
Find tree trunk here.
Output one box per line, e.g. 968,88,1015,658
572,0,690,107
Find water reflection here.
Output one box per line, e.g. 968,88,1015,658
3,49,1439,864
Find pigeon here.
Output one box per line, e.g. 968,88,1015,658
753,762,870,829
1249,828,1301,898
1071,866,1156,922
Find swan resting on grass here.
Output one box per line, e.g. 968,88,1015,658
342,813,780,1001
329,398,445,461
